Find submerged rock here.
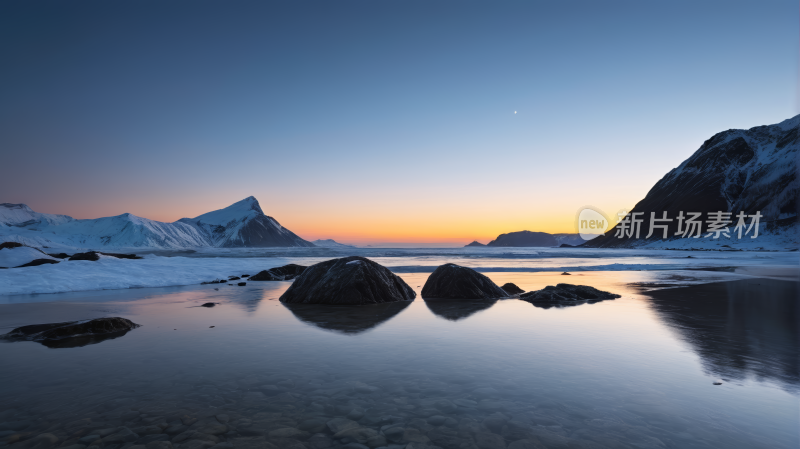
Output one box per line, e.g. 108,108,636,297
1,317,141,348
279,257,415,305
421,264,508,299
249,264,307,281
500,283,524,295
519,284,620,308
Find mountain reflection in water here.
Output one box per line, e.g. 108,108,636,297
645,278,799,391
281,301,411,334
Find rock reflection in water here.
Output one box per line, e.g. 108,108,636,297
645,278,799,390
424,299,497,321
282,301,411,334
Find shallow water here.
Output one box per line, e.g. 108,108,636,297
0,271,797,449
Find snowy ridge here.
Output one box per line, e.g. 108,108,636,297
0,203,74,227
0,197,314,250
586,114,799,249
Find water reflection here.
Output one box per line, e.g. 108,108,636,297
645,278,799,391
424,299,497,321
281,301,412,334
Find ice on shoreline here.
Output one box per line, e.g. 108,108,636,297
0,248,796,298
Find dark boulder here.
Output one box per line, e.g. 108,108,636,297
561,272,571,275
500,283,524,295
229,276,241,280
250,264,308,281
68,251,142,261
16,259,60,268
100,252,142,259
238,282,246,286
242,274,250,277
1,317,141,348
0,242,23,249
279,257,415,305
69,252,100,261
421,264,508,300
47,253,71,259
519,284,620,309
201,303,216,307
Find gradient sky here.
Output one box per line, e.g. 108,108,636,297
1,0,797,244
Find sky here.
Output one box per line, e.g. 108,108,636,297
1,0,797,244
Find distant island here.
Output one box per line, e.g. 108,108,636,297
465,231,590,248
311,239,356,248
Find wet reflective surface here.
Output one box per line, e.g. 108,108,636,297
0,271,797,449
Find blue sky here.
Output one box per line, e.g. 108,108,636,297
1,0,796,242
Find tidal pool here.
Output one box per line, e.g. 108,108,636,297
0,271,796,449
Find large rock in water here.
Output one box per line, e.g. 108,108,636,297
279,256,416,305
1,317,140,348
249,264,307,281
421,264,508,299
520,284,620,309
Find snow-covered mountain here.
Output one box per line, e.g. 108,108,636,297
179,197,314,248
0,203,75,228
0,197,314,250
585,115,799,249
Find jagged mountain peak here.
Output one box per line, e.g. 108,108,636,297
189,196,265,226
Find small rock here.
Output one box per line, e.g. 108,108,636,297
237,283,246,287
103,428,139,444
297,419,326,434
78,435,100,445
346,409,365,421
306,435,332,449
230,437,277,449
333,428,377,444
132,427,162,436
382,427,405,444
482,413,508,434
267,428,307,439
137,435,170,445
179,440,214,449
474,431,506,449
426,416,446,426
326,418,358,434
9,434,59,449
561,272,571,275
201,303,216,308
145,442,174,449
507,440,544,449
